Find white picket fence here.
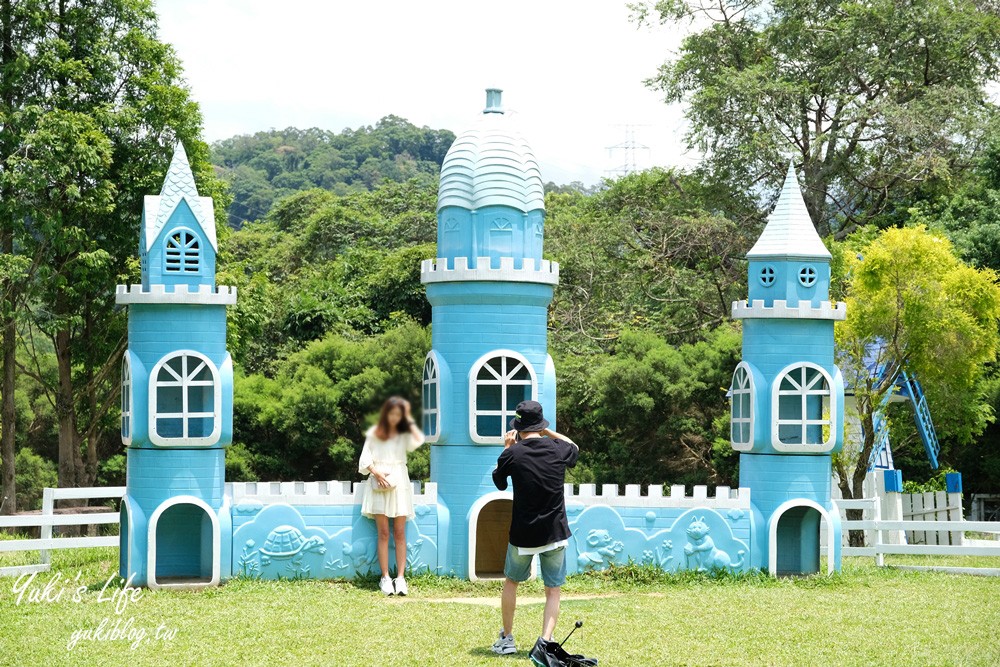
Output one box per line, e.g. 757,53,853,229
835,497,1000,575
0,486,124,577
901,491,964,545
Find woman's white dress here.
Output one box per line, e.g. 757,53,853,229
358,426,423,520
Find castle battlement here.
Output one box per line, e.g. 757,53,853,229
420,256,559,285
565,483,750,509
731,299,846,321
228,480,438,507
225,479,748,511
116,283,237,305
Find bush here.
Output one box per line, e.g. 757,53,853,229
13,448,58,511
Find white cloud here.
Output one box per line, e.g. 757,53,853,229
155,0,697,184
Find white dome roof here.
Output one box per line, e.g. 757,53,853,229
437,90,544,213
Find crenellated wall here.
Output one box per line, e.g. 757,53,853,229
224,481,754,580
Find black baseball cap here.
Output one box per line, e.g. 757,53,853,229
509,400,549,432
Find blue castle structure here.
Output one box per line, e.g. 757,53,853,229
420,88,559,579
117,92,844,587
730,165,846,574
116,144,237,590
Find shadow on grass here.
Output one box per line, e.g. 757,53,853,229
468,646,520,658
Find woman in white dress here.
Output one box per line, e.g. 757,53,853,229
358,396,425,595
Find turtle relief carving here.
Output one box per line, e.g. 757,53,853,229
258,525,326,566
683,516,745,572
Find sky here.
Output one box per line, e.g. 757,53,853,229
155,0,697,185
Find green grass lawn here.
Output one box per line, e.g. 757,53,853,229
1,545,998,666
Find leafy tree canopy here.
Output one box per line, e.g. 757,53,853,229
211,117,455,228
834,225,1000,500
635,0,1000,237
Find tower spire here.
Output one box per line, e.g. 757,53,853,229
747,164,830,260
143,142,217,253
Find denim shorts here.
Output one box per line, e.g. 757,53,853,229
503,543,567,588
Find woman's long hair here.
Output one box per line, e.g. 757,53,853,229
373,396,408,441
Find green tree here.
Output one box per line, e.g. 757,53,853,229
555,325,742,486
233,321,430,481
636,0,1000,237
834,226,1000,541
0,0,41,514
546,168,757,351
212,121,454,227
1,0,224,494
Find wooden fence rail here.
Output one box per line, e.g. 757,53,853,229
0,486,125,578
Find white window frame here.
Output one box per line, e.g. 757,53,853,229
759,264,776,287
163,227,201,274
729,362,754,451
798,264,818,287
149,350,221,447
469,349,537,444
121,353,133,446
771,361,836,452
422,351,441,443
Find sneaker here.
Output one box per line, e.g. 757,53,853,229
393,576,408,596
529,637,565,667
379,575,394,596
491,630,517,655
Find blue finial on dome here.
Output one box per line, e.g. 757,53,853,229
484,88,504,114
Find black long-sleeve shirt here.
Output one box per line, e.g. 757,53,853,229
492,437,579,548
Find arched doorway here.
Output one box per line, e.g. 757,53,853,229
148,496,219,589
469,493,515,581
769,500,835,575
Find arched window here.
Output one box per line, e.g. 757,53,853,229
164,228,201,273
470,351,537,444
729,364,753,449
772,363,834,450
150,351,220,446
121,355,132,445
422,353,440,442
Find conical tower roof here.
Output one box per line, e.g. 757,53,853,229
143,142,217,251
747,164,830,260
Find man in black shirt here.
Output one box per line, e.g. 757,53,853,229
489,400,579,659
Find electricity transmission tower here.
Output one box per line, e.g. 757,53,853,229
605,124,650,177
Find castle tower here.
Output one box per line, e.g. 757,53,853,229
117,144,236,589
730,165,845,575
421,89,559,579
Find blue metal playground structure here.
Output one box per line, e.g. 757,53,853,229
863,347,941,473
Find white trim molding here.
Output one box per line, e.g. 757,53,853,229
468,349,538,444
115,283,237,305
421,256,559,285
467,491,535,582
121,353,133,447
729,362,755,452
149,350,222,447
767,498,836,575
147,495,220,590
771,361,837,453
731,299,846,321
121,496,134,580
422,351,442,443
